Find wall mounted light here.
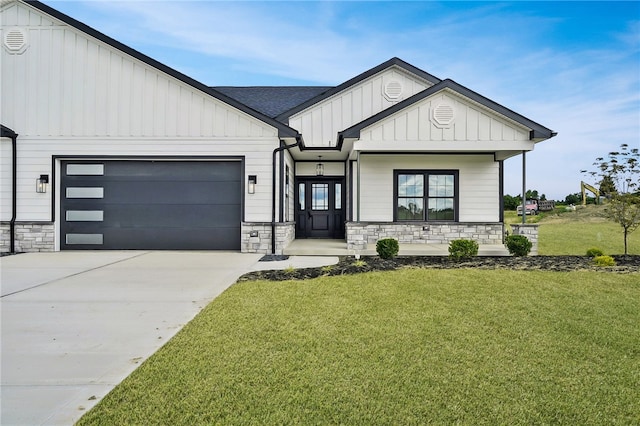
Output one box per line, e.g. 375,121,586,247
248,175,257,194
316,156,324,176
36,174,49,193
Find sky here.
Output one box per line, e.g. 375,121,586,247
46,0,640,201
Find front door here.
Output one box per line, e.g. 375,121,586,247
296,178,345,239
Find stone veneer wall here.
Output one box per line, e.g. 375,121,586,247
346,222,504,251
510,224,539,256
0,222,55,252
241,222,295,254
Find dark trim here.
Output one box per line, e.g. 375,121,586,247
272,138,302,253
276,57,441,122
393,169,459,222
24,1,300,139
499,160,504,223
348,160,354,222
1,125,18,253
338,79,556,144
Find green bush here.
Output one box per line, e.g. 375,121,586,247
448,239,479,259
593,255,616,267
376,238,399,259
586,247,604,257
505,235,532,257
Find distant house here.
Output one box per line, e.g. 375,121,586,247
0,0,556,254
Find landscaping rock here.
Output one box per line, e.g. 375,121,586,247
238,255,640,281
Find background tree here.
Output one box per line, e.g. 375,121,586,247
503,194,520,210
582,144,640,255
599,175,616,197
564,193,581,205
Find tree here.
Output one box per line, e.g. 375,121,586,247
564,193,581,205
503,194,520,210
599,175,616,197
582,144,640,255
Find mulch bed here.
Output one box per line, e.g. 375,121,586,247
239,255,640,282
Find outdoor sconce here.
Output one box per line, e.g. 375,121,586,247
248,175,257,194
36,174,49,193
316,156,324,176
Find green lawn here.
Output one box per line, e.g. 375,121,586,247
78,269,639,425
505,206,640,255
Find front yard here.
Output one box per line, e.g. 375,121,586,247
78,269,639,425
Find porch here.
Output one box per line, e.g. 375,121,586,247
283,239,510,257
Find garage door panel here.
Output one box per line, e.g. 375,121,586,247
61,160,242,250
94,181,241,204
64,204,241,228
105,161,240,180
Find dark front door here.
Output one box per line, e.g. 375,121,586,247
296,178,345,239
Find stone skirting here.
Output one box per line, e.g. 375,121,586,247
510,224,539,256
241,222,295,254
0,222,55,253
346,222,504,251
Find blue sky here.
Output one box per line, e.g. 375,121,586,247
47,0,640,200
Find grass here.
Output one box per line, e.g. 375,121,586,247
506,205,640,255
77,269,640,425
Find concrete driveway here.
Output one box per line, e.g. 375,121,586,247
1,251,266,426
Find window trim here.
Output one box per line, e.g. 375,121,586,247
393,170,459,222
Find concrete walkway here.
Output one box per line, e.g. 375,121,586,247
0,251,339,426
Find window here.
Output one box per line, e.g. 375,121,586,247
395,170,457,221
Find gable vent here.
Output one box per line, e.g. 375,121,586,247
431,103,456,128
4,28,28,54
384,80,403,101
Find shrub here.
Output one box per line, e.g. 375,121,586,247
586,247,604,258
376,238,399,259
505,235,532,256
448,239,479,259
593,255,616,267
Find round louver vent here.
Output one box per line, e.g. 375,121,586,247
431,103,456,128
384,80,403,100
4,27,28,54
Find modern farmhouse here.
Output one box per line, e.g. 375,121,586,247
1,0,556,254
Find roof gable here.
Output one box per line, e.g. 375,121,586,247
21,0,299,138
339,79,556,144
276,57,441,122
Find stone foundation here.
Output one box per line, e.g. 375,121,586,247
510,224,539,256
0,222,55,253
346,222,504,251
241,222,295,254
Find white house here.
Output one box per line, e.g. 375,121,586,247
1,0,556,254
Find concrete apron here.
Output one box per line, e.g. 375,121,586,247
0,251,265,426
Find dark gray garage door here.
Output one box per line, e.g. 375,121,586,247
61,160,242,250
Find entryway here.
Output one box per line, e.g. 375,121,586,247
295,177,345,239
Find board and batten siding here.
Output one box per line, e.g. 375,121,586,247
358,93,530,143
0,1,280,223
288,68,433,148
356,155,500,223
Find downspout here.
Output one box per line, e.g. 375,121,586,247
272,137,301,254
1,126,18,253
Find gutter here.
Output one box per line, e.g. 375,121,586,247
1,125,18,253
271,137,302,254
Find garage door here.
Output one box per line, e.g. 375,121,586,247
61,160,242,250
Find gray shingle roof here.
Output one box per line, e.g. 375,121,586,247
213,86,332,118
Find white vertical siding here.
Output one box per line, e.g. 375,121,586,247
358,93,530,143
0,2,278,140
356,155,500,222
288,67,433,147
